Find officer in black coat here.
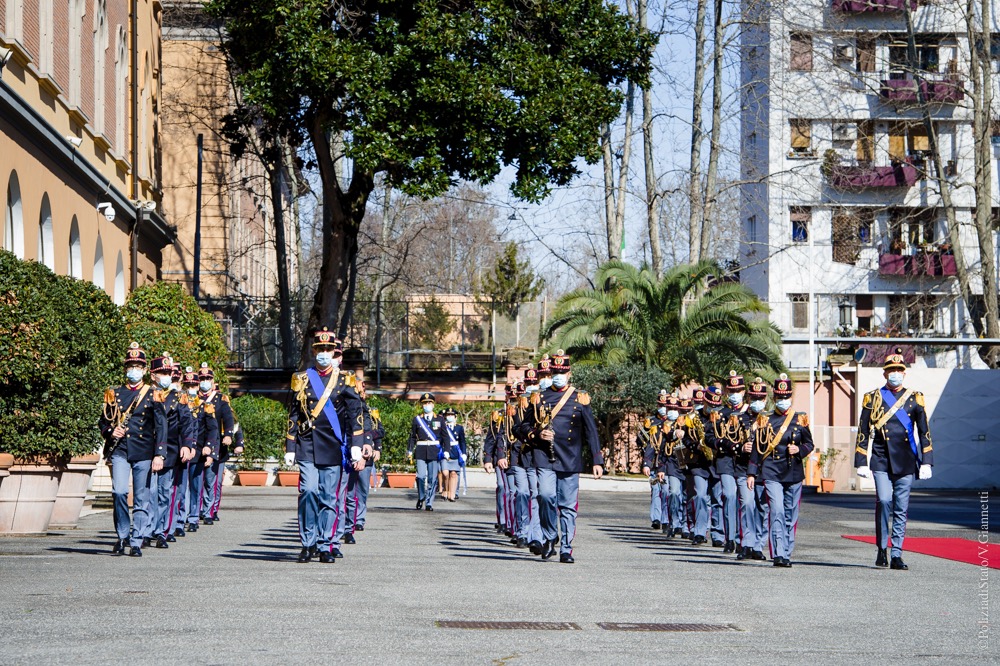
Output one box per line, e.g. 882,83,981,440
177,365,220,535
748,374,814,567
483,383,517,533
197,364,236,525
709,371,753,553
855,347,933,570
98,342,168,557
343,385,384,541
407,392,450,511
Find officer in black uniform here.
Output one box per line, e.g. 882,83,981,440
343,383,383,541
407,392,450,511
286,328,365,563
483,383,517,532
516,350,603,563
702,386,726,547
679,394,713,545
855,347,933,570
175,366,220,535
197,364,235,525
640,390,669,531
98,342,168,557
748,374,813,567
710,371,752,553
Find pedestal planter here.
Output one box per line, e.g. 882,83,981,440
236,470,269,486
385,472,417,489
0,463,63,535
0,454,13,488
275,471,300,487
819,477,836,493
49,454,100,529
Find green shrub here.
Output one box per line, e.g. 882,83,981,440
0,250,126,461
121,282,229,388
231,395,287,469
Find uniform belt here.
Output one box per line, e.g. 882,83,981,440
416,440,437,446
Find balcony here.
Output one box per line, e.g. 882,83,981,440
878,252,957,277
880,76,965,105
832,0,917,12
828,158,920,190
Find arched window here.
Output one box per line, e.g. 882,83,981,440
68,0,85,107
113,252,125,305
4,171,24,259
68,216,82,278
93,234,105,289
92,0,108,136
38,194,54,269
114,26,127,153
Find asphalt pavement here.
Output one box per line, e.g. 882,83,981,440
1,483,997,665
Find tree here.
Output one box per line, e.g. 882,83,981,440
476,242,545,320
207,0,655,366
542,259,785,383
411,296,456,350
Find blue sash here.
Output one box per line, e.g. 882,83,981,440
880,388,919,462
306,369,344,444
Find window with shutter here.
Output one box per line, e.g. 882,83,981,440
790,33,813,72
790,119,811,151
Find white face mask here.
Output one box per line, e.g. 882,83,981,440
186,387,198,397
552,374,569,389
750,399,765,413
657,406,667,416
524,384,538,394
539,377,553,390
315,352,334,368
126,367,145,384
170,382,181,392
666,410,679,422
156,374,173,389
775,399,792,412
446,416,457,425
887,372,904,388
199,380,213,393
727,392,744,406
423,404,434,414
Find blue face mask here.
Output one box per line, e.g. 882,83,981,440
750,399,765,413
539,377,553,390
315,352,334,368
727,392,743,406
552,374,569,389
887,372,904,388
657,406,667,416
524,384,538,394
126,367,145,384
156,374,173,389
423,404,434,414
200,380,213,393
666,410,679,422
775,399,792,412
446,416,457,425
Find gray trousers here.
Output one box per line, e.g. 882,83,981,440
415,458,440,507
537,469,579,555
764,480,802,560
110,449,152,548
873,471,913,558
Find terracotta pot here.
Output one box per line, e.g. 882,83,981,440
819,477,836,493
0,463,63,535
385,472,417,489
237,470,269,486
275,471,300,487
49,455,100,529
0,454,13,485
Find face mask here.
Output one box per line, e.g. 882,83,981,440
186,387,198,397
315,352,333,368
524,384,538,394
200,380,213,393
727,392,743,406
775,399,792,412
447,416,457,425
156,374,173,389
666,410,679,422
126,367,144,384
750,400,765,413
887,372,904,388
423,404,434,414
657,406,667,416
552,374,568,389
170,383,181,392
539,377,553,390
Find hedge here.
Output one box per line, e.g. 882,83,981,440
0,250,126,460
230,395,287,468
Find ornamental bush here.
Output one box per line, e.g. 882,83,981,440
230,395,287,469
121,282,230,388
365,395,419,471
0,250,126,461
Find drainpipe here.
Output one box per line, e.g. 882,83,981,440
129,0,140,290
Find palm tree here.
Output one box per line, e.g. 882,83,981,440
541,259,785,382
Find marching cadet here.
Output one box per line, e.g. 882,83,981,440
525,360,551,544
709,371,753,554
407,392,449,512
679,395,713,545
703,386,726,547
147,355,196,548
343,383,383,540
287,328,365,564
441,407,467,502
855,348,933,570
174,366,219,536
748,374,814,567
736,377,770,561
640,390,669,530
498,382,526,539
198,364,235,525
516,350,604,563
656,394,689,538
98,342,168,557
483,384,513,532
506,370,541,546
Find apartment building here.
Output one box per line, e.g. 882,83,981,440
741,0,995,368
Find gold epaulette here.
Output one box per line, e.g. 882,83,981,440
179,394,189,406
519,396,530,409
205,404,216,415
796,413,809,427
290,372,307,393
529,393,540,406
153,390,166,402
649,425,658,435
914,392,925,407
222,394,230,403
755,413,768,428
862,390,877,409
371,408,381,422
104,388,115,404
642,417,651,429
577,391,590,406
344,374,357,388
492,410,503,424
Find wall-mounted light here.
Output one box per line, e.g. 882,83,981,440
66,136,83,148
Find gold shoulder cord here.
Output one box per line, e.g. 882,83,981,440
754,416,778,456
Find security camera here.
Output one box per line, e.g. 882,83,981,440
97,202,116,222
66,136,83,148
0,47,11,72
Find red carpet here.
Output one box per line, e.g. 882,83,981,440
843,535,1000,569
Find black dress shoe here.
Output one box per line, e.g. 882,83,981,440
187,523,198,532
332,548,344,559
890,557,908,570
540,540,557,560
651,520,661,530
751,550,767,561
425,505,433,511
723,540,736,554
560,553,575,564
343,533,356,545
318,551,336,563
672,528,684,538
211,514,220,522
166,533,176,543
692,535,707,546
297,548,313,563
355,525,365,532
174,527,185,538
416,500,424,510
681,531,691,540
202,517,214,526
736,546,748,561
494,523,502,531
515,538,528,548
155,536,169,549
528,540,543,555
112,538,126,555
712,540,724,548
129,546,142,557
661,524,669,534
876,548,889,568
773,557,786,567
141,537,151,548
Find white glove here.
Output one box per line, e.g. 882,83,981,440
350,446,363,462
856,465,871,479
443,451,451,460
284,452,295,467
460,453,467,463
919,464,932,480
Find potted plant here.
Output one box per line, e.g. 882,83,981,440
818,448,842,493
231,395,287,487
383,464,418,489
275,461,300,487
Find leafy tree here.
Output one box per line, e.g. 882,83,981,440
543,259,785,383
206,0,654,364
411,296,455,350
476,241,544,319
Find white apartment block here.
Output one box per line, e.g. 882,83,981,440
740,0,998,369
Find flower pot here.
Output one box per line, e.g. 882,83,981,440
275,471,300,487
385,472,417,489
0,453,13,483
236,470,269,486
819,477,836,493
50,454,101,529
0,463,63,535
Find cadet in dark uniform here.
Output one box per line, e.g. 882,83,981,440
702,386,726,547
441,407,467,502
656,394,689,538
709,371,752,553
508,370,540,545
175,366,220,535
98,342,168,557
344,383,383,540
516,350,604,563
640,390,669,530
737,377,770,561
407,392,449,511
286,329,365,563
855,348,933,570
484,383,517,532
198,364,235,525
748,374,813,567
679,394,713,545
